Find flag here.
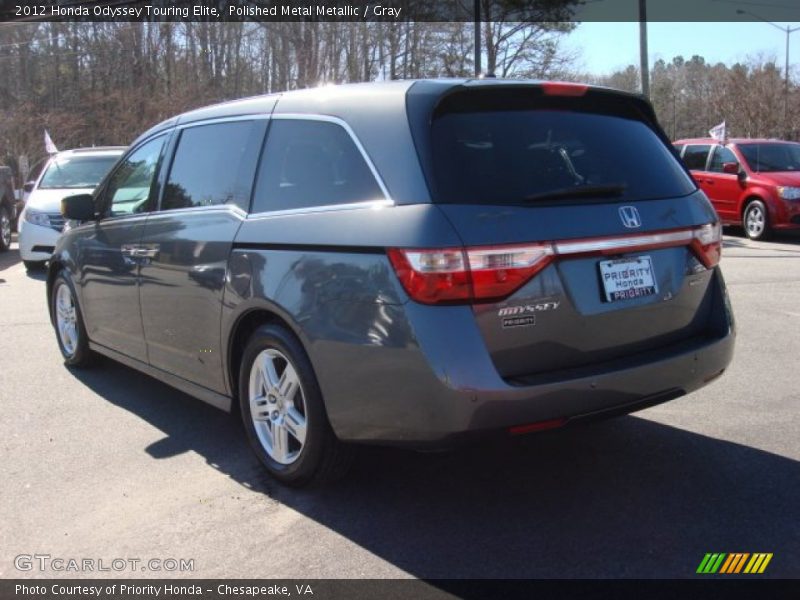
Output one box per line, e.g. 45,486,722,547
44,129,58,154
709,121,726,142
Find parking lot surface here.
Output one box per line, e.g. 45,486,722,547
1,232,798,579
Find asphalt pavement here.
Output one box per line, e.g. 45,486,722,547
1,231,798,579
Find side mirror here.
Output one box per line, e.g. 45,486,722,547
22,181,35,193
61,194,96,221
722,162,739,175
737,169,747,183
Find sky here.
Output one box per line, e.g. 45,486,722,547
565,22,800,76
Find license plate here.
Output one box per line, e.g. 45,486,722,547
599,256,658,302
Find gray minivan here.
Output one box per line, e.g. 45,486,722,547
49,80,735,486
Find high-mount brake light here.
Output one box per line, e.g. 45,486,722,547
541,82,589,97
388,223,722,305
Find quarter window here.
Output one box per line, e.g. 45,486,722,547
162,121,261,211
682,145,712,171
708,146,738,173
252,119,385,213
104,136,165,217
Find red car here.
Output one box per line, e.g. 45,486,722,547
674,138,800,240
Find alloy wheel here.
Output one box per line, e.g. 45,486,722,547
248,348,308,465
0,211,10,248
55,283,79,356
745,204,765,238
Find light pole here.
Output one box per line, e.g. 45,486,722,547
474,0,481,77
639,0,650,98
738,9,800,139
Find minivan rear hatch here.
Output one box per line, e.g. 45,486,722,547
402,81,723,381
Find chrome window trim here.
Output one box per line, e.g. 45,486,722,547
173,113,270,131
146,204,248,220
247,198,394,221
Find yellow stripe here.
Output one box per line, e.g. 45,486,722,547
744,554,759,573
734,553,750,574
757,554,773,574
719,554,735,574
749,554,766,573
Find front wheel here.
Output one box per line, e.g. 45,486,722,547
238,324,353,487
0,206,11,251
50,271,96,367
743,200,771,240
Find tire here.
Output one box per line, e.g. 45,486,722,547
50,270,96,367
743,200,771,240
238,323,353,487
24,260,46,271
0,205,11,252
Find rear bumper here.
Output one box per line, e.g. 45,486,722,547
314,270,735,447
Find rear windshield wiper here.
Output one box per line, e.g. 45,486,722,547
522,184,626,203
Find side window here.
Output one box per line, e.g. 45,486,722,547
104,136,165,217
682,145,712,171
252,119,385,213
161,121,261,211
708,146,738,173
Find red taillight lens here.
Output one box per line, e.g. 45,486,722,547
387,247,471,303
388,244,553,305
690,222,722,268
388,223,721,305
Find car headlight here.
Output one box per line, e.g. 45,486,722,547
24,209,51,227
777,186,800,200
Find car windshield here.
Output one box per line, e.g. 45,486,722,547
429,100,695,205
737,143,800,173
38,154,119,189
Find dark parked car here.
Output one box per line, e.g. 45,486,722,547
0,166,15,251
49,80,735,486
674,137,800,240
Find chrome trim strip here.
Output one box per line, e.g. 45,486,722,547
146,204,248,219
247,199,394,221
554,230,694,255
175,113,271,131
269,113,393,202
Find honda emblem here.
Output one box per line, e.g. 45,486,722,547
619,206,642,229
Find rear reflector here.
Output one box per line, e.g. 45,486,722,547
509,418,568,435
541,82,589,97
388,223,721,305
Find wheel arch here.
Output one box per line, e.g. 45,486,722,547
225,305,309,405
46,258,65,325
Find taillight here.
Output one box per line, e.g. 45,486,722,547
388,222,722,305
690,222,722,268
387,244,553,305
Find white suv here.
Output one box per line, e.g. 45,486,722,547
19,147,123,270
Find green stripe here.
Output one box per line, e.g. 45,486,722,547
710,553,727,573
697,554,714,573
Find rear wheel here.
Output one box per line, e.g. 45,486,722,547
743,200,770,240
0,206,11,251
51,271,96,367
239,324,353,487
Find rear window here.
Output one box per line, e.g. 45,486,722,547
427,91,695,205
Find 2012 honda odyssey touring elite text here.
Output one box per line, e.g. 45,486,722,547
48,80,735,486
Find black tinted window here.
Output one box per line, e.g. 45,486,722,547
682,145,712,171
708,146,738,173
429,109,695,205
252,119,384,213
738,143,800,172
162,121,260,211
